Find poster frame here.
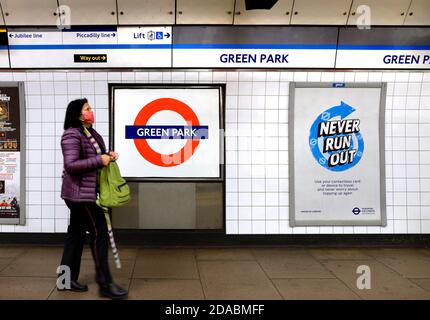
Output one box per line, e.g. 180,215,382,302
289,82,387,227
0,82,26,225
109,83,225,182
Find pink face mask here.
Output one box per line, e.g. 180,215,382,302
82,111,95,124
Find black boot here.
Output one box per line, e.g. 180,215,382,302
99,283,128,300
57,280,89,292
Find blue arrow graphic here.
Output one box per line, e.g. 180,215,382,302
309,101,364,172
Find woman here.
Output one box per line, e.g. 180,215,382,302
58,98,128,300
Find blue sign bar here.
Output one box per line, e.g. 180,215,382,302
125,125,209,140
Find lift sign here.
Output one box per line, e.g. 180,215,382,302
309,101,364,171
125,98,208,167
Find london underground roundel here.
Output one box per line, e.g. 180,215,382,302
113,86,221,179
125,98,208,167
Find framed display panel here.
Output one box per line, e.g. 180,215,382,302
289,82,387,227
0,82,26,225
110,84,225,181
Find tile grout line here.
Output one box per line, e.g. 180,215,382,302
127,246,139,293
46,281,57,300
0,258,14,274
0,247,31,274
0,247,58,300
418,76,424,233
377,259,430,298
236,73,239,234
0,275,58,279
263,73,267,235
277,75,281,235
306,253,364,300
193,249,207,300
390,79,395,233
369,251,430,282
249,249,284,300
404,74,410,233
408,278,430,295
130,277,202,281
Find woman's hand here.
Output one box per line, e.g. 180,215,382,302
101,154,111,166
108,151,119,161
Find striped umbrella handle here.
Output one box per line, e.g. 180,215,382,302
102,208,122,269
107,228,122,269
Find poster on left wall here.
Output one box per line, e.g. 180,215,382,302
0,82,25,225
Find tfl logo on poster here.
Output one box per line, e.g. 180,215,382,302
309,101,364,172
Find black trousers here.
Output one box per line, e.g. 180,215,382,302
60,200,112,285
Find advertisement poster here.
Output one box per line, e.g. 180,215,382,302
0,82,25,224
289,83,386,226
111,85,223,180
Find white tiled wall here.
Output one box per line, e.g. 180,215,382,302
0,70,429,234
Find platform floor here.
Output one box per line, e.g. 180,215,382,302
1,246,430,300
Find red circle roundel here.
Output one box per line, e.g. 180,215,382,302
133,98,201,167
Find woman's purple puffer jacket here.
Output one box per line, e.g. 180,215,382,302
61,126,107,202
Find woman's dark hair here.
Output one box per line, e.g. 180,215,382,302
63,98,88,130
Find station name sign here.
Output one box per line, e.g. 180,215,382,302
336,45,430,69
1,27,429,69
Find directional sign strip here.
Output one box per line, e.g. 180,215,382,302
7,26,173,68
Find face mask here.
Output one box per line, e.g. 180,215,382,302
81,111,95,124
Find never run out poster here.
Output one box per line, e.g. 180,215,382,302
289,83,386,226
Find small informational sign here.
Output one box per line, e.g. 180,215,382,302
289,83,386,226
73,54,107,63
0,82,25,225
111,85,223,180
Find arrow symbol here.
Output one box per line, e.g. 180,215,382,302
165,32,170,39
338,101,355,119
9,34,13,38
112,33,116,37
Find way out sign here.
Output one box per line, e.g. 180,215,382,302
111,85,222,180
289,83,387,227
